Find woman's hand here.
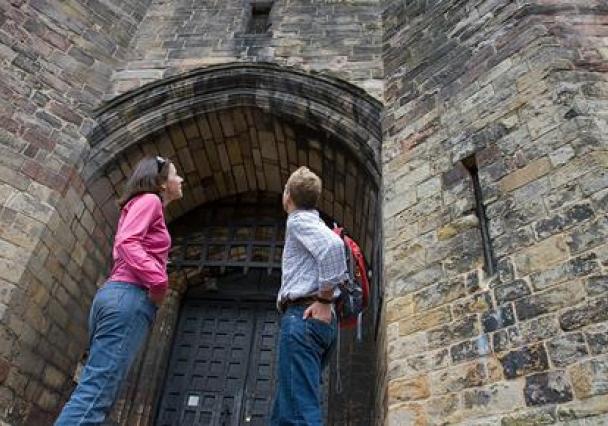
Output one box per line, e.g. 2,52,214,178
303,302,332,324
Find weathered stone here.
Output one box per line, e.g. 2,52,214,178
386,402,426,426
569,355,608,399
413,280,466,313
559,296,608,331
399,307,452,336
512,235,569,277
546,333,588,368
437,214,478,241
499,158,552,193
425,393,461,424
515,281,585,322
451,335,491,364
388,375,430,404
529,253,600,291
557,394,608,421
427,315,480,350
501,406,558,426
405,349,450,376
567,216,608,254
387,295,415,323
453,291,493,318
482,304,515,333
494,279,531,304
525,371,573,406
463,381,526,416
498,344,550,379
585,324,608,355
586,275,608,298
430,360,489,395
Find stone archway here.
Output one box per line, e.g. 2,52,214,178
66,63,383,425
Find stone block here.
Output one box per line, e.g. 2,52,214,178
569,355,608,399
515,281,585,322
529,253,600,291
413,280,466,313
500,406,557,426
494,279,531,304
437,214,478,241
388,332,427,360
512,235,569,277
427,315,479,350
430,360,490,395
587,275,608,298
451,335,491,364
547,333,588,368
557,394,608,421
482,304,515,333
463,381,526,416
425,393,460,425
567,216,608,254
499,158,551,193
404,349,450,377
388,375,430,404
559,296,608,331
386,402,426,426
585,324,608,355
386,295,415,323
399,307,452,336
453,291,493,318
498,344,550,379
525,371,573,406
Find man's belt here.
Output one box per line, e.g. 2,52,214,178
279,296,318,312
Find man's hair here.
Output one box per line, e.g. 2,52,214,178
285,166,322,210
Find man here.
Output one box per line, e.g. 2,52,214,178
271,166,347,426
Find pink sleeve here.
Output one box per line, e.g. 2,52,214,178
114,194,167,294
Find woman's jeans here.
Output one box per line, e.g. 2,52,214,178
55,282,157,425
271,305,337,426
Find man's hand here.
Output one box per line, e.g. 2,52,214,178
149,290,166,307
303,301,332,324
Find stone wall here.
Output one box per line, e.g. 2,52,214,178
110,0,384,99
0,1,152,423
380,0,608,424
0,1,385,422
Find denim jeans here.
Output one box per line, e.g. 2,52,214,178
271,305,337,426
55,282,157,425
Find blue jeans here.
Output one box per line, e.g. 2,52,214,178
55,282,157,425
271,305,337,426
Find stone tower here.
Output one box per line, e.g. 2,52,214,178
0,0,606,425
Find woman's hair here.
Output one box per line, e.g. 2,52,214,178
285,166,322,210
117,156,171,208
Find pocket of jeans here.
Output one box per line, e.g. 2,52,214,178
308,317,332,328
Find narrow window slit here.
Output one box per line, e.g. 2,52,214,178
247,2,273,34
462,155,496,276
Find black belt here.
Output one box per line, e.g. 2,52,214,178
279,297,317,312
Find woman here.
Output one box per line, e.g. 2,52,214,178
55,156,183,425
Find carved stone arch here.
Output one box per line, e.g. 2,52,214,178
86,62,382,183
78,63,383,426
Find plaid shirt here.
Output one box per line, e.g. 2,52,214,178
278,209,347,308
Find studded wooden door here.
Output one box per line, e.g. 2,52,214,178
155,300,279,426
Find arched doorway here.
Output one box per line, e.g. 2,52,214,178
79,63,382,425
156,195,284,426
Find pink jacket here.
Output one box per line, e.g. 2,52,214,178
108,193,170,296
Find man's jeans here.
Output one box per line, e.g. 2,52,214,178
271,305,337,426
55,282,157,425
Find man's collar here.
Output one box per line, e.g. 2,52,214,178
288,208,319,218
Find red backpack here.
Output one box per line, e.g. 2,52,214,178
332,225,370,337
